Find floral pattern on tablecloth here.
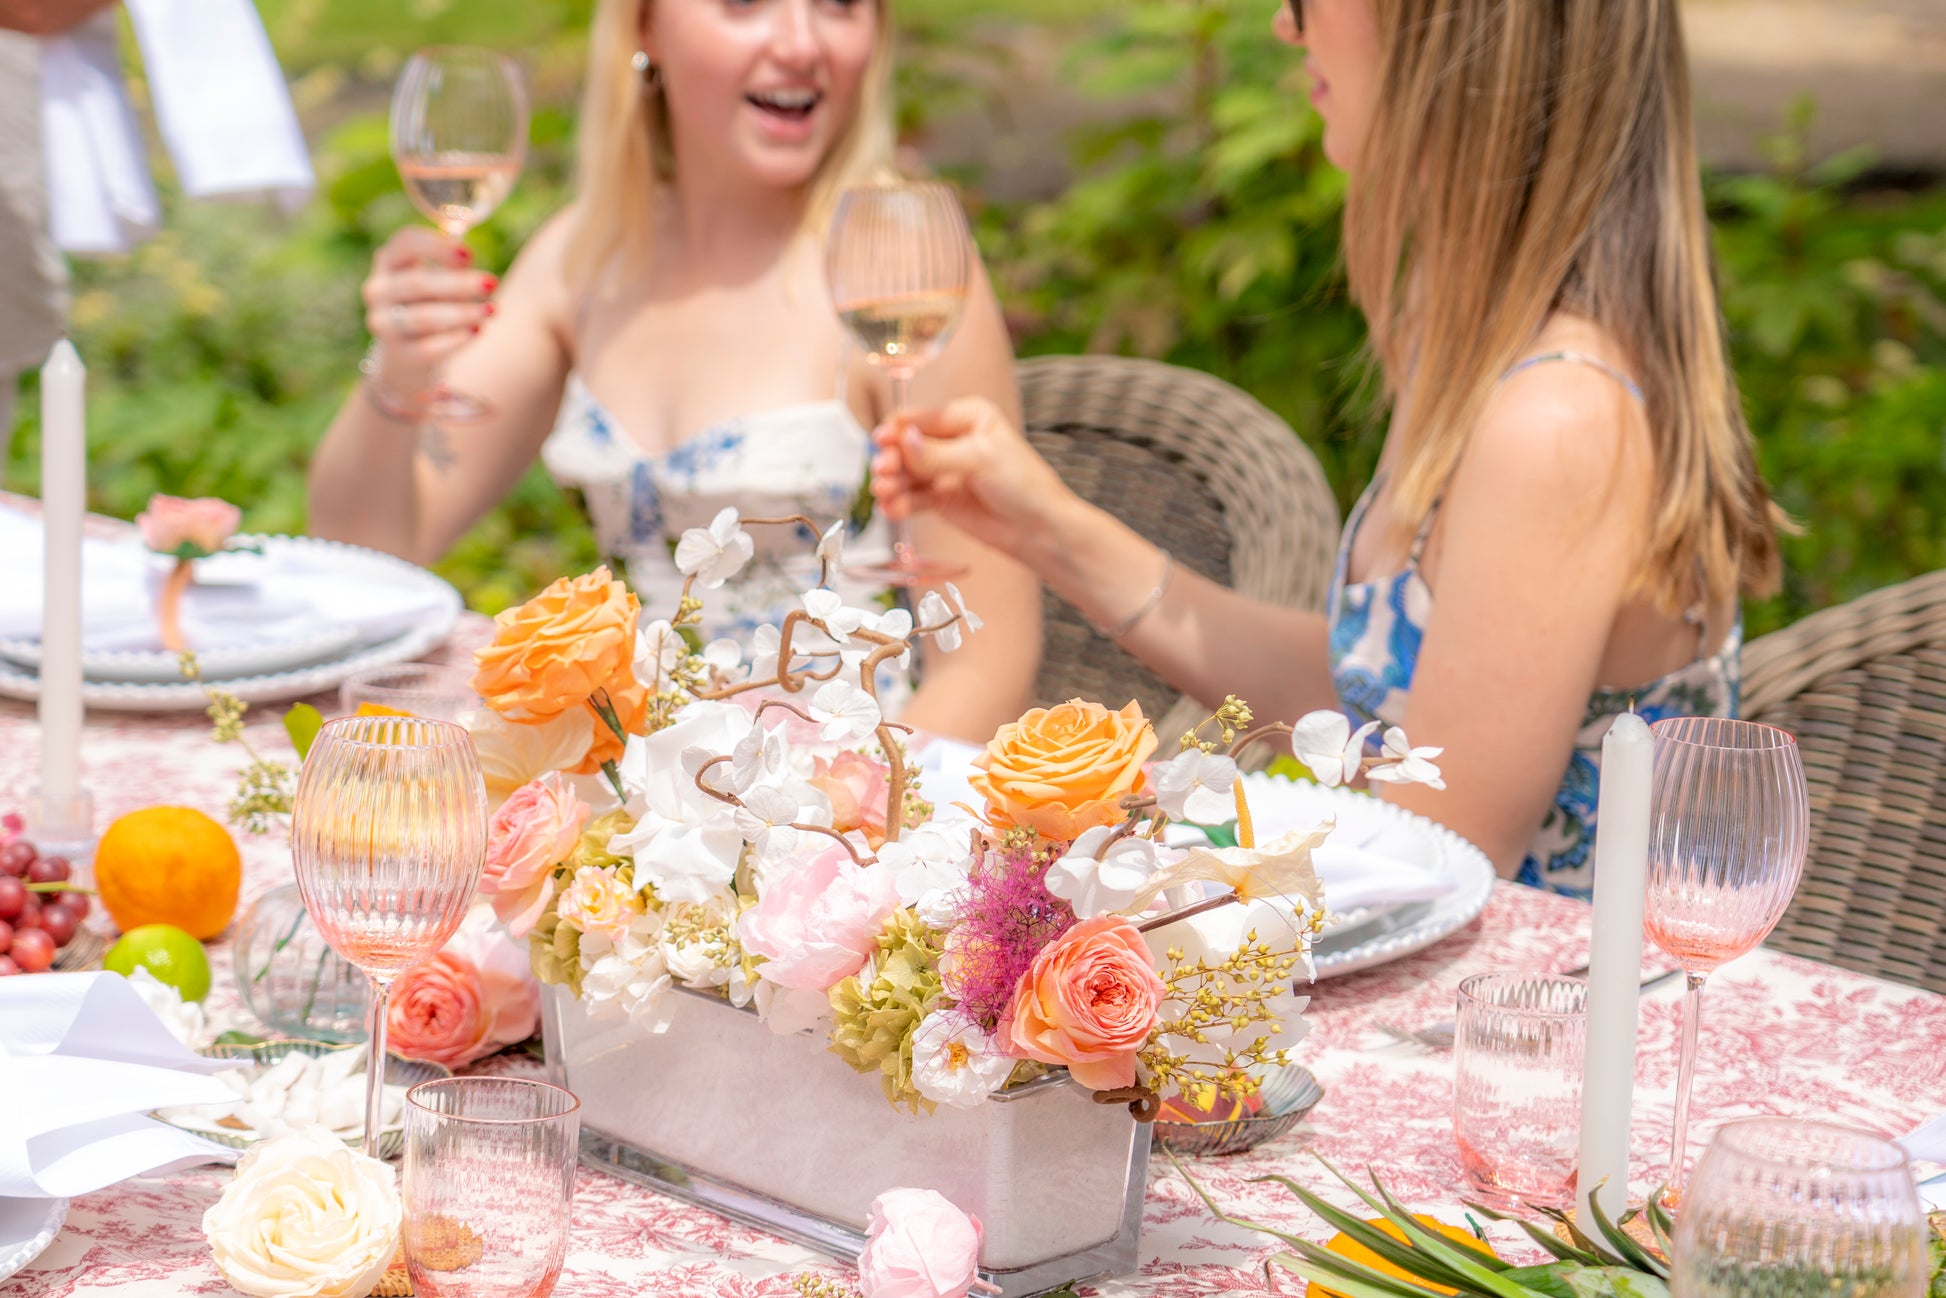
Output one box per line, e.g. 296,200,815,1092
3,616,1944,1297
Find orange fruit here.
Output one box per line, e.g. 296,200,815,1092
1312,1215,1497,1298
354,702,416,718
94,806,241,940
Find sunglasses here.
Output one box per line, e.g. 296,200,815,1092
1287,0,1304,32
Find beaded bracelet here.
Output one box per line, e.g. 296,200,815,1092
1092,550,1175,640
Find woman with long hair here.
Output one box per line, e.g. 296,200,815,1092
309,0,1039,741
871,0,1782,892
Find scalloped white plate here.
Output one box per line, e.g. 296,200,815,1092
0,625,363,684
0,1196,68,1282
0,536,462,712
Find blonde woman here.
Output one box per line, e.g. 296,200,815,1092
309,0,1039,741
871,0,1783,893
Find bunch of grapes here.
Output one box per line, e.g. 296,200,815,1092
0,837,90,975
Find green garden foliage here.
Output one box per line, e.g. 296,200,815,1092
3,0,1939,641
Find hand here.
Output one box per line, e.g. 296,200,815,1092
870,396,1079,559
0,0,118,36
360,227,496,397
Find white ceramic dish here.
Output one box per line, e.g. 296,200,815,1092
0,536,462,712
0,1195,68,1282
0,626,363,684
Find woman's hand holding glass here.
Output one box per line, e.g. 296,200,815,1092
360,228,498,419
870,397,1078,562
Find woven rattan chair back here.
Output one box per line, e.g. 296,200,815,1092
1017,355,1340,749
1740,569,1946,994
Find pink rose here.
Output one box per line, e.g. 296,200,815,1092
858,1188,988,1298
739,846,900,991
555,865,641,942
996,915,1163,1091
388,906,539,1068
136,494,241,558
482,773,590,938
809,752,891,847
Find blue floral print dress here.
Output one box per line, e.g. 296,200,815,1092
1325,353,1740,898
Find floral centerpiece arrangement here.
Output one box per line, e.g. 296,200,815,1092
464,508,1441,1118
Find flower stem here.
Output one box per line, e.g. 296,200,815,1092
600,759,627,804
157,558,193,654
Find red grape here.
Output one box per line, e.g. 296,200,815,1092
27,856,70,884
0,841,32,876
0,876,22,921
60,891,89,920
0,918,11,954
12,928,54,972
38,905,76,948
0,956,17,976
16,894,39,930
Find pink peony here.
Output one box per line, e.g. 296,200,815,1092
995,914,1163,1091
136,494,241,558
555,865,641,942
857,1188,988,1298
388,905,539,1068
809,752,891,846
739,846,900,991
481,773,590,938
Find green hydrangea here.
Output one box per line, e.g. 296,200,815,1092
528,911,585,997
573,810,635,874
828,909,945,1112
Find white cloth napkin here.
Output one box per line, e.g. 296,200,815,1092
0,972,238,1199
122,0,314,213
38,12,160,255
0,505,451,654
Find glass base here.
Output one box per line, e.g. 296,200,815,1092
847,546,969,589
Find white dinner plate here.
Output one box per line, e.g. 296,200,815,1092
0,626,363,684
0,536,462,712
0,1196,68,1282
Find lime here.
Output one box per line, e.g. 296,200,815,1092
104,924,212,1003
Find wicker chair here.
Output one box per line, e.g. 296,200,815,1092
1017,355,1340,747
1740,569,1946,994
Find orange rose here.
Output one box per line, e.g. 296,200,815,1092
472,568,643,774
971,700,1158,841
996,915,1163,1091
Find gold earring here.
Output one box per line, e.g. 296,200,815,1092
630,50,661,88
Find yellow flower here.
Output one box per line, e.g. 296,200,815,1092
971,699,1158,841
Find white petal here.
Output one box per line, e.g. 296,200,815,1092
945,582,984,634
817,519,847,569
809,681,881,743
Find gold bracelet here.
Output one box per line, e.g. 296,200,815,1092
1092,550,1175,640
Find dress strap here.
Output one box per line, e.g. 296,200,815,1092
1502,350,1646,404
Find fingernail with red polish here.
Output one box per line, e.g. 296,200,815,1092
456,246,473,263
481,275,499,294
483,303,496,317
470,323,482,334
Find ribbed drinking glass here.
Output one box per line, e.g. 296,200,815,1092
1646,718,1807,1203
403,1077,581,1298
291,715,487,1156
1452,972,1587,1209
1670,1118,1926,1298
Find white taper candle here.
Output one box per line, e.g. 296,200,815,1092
37,338,86,814
1577,710,1653,1227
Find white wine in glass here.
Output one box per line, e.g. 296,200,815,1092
827,181,974,588
390,46,529,425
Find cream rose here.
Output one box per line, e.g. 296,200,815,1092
202,1127,401,1298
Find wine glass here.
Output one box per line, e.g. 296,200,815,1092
340,663,481,722
826,180,974,587
291,715,488,1156
1670,1117,1927,1298
389,46,529,425
1646,718,1808,1204
403,1077,581,1297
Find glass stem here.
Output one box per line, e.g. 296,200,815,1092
364,973,394,1159
889,369,915,562
1666,969,1708,1204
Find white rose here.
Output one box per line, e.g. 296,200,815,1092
202,1127,401,1298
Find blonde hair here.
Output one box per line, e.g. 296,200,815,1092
1344,0,1782,611
566,0,896,291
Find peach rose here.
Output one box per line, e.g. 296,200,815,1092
136,494,241,557
388,906,539,1068
810,752,892,847
482,772,590,938
555,865,642,942
971,700,1158,841
473,567,644,774
996,915,1163,1091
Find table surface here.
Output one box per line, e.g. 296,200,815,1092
4,625,1945,1298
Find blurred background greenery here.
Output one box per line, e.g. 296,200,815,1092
4,0,1942,636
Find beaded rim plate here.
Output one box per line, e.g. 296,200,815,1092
1152,1065,1326,1158
0,1195,67,1282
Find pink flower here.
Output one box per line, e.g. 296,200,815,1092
387,905,539,1068
858,1188,988,1298
136,494,241,558
809,752,891,846
482,773,590,938
995,914,1163,1091
555,865,642,942
739,846,900,991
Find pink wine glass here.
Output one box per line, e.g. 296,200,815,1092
1645,718,1807,1204
292,715,488,1156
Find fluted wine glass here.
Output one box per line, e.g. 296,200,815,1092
827,180,974,587
390,46,529,424
1646,718,1807,1204
292,715,488,1156
1671,1118,1927,1298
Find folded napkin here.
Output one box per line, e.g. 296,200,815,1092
0,505,451,655
38,12,160,255
123,0,314,213
0,972,238,1199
